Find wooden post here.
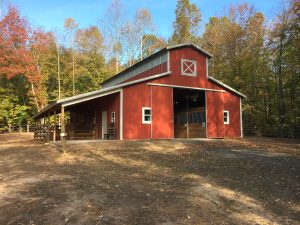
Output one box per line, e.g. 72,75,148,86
60,106,66,151
186,95,189,138
47,112,51,129
53,110,57,142
47,112,51,142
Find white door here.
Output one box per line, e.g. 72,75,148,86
101,111,107,139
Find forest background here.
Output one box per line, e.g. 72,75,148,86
0,0,299,137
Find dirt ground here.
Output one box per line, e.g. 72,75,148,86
0,133,299,225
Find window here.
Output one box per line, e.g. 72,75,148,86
181,59,197,76
142,107,151,124
111,111,115,123
224,111,229,124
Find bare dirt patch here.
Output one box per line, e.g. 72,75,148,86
0,133,299,225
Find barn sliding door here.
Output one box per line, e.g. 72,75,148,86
206,91,224,138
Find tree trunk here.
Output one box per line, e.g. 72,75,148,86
30,82,40,111
57,43,61,100
278,33,285,137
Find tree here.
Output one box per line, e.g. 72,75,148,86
0,6,44,111
121,8,154,66
201,1,299,137
75,26,110,91
268,0,300,136
101,0,125,73
202,3,270,133
142,34,166,58
64,17,78,96
134,9,153,61
170,0,201,44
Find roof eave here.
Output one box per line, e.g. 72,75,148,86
208,76,246,98
33,71,171,119
166,43,213,58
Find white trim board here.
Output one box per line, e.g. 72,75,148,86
240,98,243,138
62,89,122,107
208,76,246,98
120,89,123,140
147,83,225,93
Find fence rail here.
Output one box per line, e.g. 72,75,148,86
0,125,37,133
243,126,300,139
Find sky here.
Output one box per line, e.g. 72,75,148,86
4,0,281,39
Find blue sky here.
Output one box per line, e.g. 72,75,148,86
7,0,280,38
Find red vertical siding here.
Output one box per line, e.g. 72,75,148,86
96,92,120,139
223,92,241,137
206,91,224,138
123,83,151,139
120,46,243,139
154,48,222,90
152,86,173,139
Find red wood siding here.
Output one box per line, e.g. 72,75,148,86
123,83,151,139
224,92,241,137
152,86,173,139
206,91,224,138
120,46,242,139
153,48,222,90
120,62,167,84
96,92,120,139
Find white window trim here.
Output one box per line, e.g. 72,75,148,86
224,110,230,124
142,107,152,124
111,111,115,123
181,59,197,77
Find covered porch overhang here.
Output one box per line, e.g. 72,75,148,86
33,88,123,142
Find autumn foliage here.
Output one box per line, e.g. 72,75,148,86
0,1,298,137
0,6,50,110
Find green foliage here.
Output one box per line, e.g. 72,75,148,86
170,0,201,44
0,87,30,127
202,1,299,137
0,0,298,138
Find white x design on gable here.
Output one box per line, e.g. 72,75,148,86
181,59,197,76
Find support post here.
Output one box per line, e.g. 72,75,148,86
47,112,50,129
186,96,189,138
53,110,57,142
47,112,51,142
60,106,66,151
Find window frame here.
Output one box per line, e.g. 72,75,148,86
142,107,152,124
111,111,116,123
181,59,197,77
224,110,230,124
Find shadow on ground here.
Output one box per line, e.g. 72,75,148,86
0,133,299,225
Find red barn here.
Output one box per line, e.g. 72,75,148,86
34,44,245,141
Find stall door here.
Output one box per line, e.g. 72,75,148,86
206,92,224,138
101,111,107,139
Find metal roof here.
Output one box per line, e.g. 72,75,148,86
33,71,171,119
166,43,213,58
101,43,213,87
208,76,246,98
